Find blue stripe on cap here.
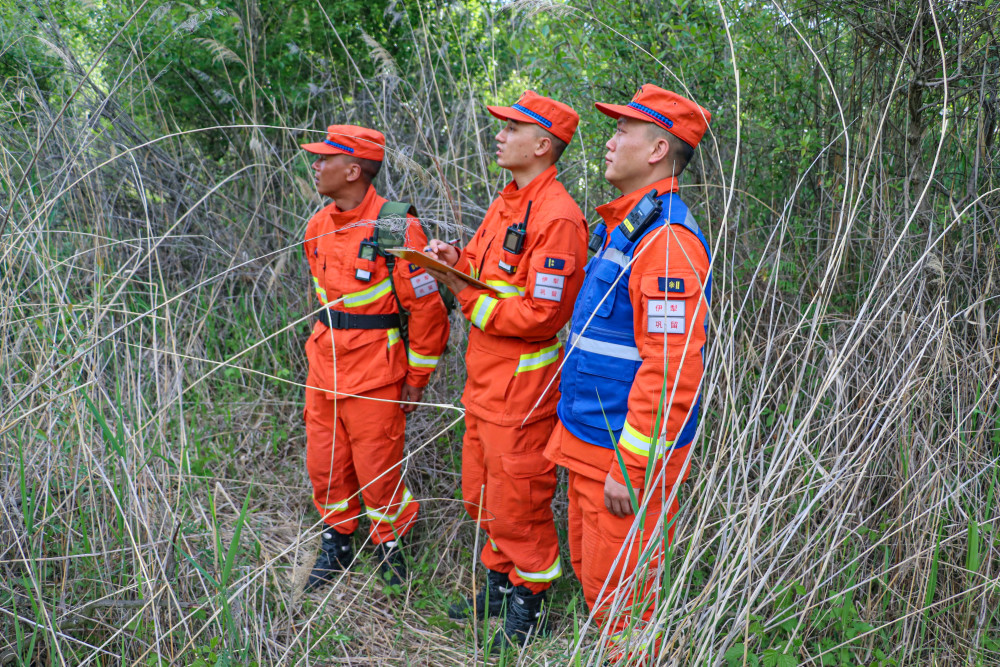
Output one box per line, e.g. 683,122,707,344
511,103,553,129
627,102,673,129
323,139,355,153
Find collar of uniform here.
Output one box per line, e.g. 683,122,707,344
327,184,379,227
498,165,559,214
595,176,678,231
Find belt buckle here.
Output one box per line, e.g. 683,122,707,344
331,309,348,329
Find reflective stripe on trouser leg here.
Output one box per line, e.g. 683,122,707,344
304,384,363,535
338,379,420,543
465,414,562,593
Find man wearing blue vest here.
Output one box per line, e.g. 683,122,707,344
544,84,712,660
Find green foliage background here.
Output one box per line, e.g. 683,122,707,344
1,0,998,664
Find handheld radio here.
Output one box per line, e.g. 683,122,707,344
499,200,531,274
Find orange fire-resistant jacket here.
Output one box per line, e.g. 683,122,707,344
303,185,450,396
453,165,588,426
547,176,711,491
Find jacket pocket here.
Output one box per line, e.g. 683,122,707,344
585,260,621,317
639,271,703,359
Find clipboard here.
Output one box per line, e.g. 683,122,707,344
386,248,495,292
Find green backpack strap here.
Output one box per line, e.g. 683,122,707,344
376,201,418,249
375,200,456,319
374,201,416,345
378,201,417,220
374,201,418,268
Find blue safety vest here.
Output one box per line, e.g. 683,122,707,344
556,192,712,449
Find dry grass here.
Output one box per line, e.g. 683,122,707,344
2,0,998,665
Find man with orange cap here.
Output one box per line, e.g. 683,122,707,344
545,84,713,660
426,91,588,649
300,125,449,591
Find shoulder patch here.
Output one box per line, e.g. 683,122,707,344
409,263,421,272
659,277,685,293
410,271,437,298
543,257,565,270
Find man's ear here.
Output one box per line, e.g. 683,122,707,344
343,161,362,183
647,136,671,166
534,135,552,159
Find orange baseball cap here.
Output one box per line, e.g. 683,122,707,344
595,84,711,149
301,125,385,161
487,90,579,144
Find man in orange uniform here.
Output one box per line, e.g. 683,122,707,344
426,91,588,649
300,125,449,591
545,85,713,661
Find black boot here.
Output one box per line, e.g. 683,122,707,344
492,585,549,652
305,530,353,592
375,540,406,586
448,569,512,620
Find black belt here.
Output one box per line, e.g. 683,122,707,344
317,309,401,330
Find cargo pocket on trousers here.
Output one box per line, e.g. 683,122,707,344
500,450,557,532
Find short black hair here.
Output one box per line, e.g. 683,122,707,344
549,135,568,163
646,123,694,175
350,156,382,183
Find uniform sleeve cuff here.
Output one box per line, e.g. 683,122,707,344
405,373,430,389
455,285,480,308
609,463,646,492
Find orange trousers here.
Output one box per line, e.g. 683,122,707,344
304,379,418,543
568,470,679,656
461,414,560,593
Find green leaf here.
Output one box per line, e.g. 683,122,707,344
762,649,799,667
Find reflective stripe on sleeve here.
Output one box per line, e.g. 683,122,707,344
387,328,402,348
619,420,673,458
313,276,328,305
367,487,415,525
601,248,630,269
470,294,499,330
342,277,392,307
569,333,642,361
515,341,562,375
485,279,526,299
407,348,440,369
514,556,562,583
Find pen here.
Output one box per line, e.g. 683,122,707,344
424,238,461,252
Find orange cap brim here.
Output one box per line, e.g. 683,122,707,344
594,102,661,126
486,104,543,127
300,141,351,155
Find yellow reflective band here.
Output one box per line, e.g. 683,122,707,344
619,420,673,458
486,279,526,299
367,487,415,524
488,537,499,552
470,265,480,280
342,278,392,308
313,495,349,512
515,556,562,583
387,328,401,348
515,341,562,375
407,348,440,369
313,276,328,305
470,294,499,330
